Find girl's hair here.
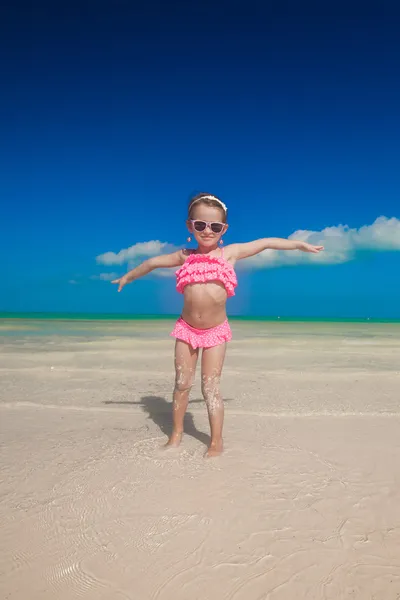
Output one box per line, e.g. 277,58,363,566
188,192,227,223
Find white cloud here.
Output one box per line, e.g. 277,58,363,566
243,215,400,269
95,240,180,278
68,279,78,284
94,217,400,274
90,272,119,281
352,216,400,250
96,241,177,266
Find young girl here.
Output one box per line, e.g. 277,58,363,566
112,193,323,457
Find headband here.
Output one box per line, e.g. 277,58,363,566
190,195,228,213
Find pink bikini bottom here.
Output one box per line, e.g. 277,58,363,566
171,317,232,349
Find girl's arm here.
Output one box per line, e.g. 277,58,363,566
112,250,184,292
229,238,324,261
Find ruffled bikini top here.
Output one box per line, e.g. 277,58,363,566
176,248,238,297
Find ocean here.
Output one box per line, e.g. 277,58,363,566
1,312,399,340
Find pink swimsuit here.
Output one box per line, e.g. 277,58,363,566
171,249,238,349
175,248,237,297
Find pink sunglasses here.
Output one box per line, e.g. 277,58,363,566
190,219,225,234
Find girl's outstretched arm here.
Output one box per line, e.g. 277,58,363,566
229,238,324,261
112,250,184,292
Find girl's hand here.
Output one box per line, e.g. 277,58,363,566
111,275,129,292
297,241,324,254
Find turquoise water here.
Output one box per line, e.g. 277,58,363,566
1,312,399,323
1,312,399,340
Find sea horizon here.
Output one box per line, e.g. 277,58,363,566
0,311,399,324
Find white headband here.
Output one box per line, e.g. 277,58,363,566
190,195,228,213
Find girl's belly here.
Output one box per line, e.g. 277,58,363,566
181,282,228,329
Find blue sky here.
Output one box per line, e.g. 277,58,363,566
1,1,400,318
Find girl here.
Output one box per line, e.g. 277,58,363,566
112,193,323,457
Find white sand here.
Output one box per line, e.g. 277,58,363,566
1,320,400,599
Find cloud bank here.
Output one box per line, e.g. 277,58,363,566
95,216,400,274
96,241,177,266
95,240,179,279
244,215,400,269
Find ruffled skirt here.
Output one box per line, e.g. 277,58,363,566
170,317,232,349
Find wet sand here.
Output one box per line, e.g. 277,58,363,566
1,320,400,599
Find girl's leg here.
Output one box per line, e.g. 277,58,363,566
165,339,199,448
201,343,227,457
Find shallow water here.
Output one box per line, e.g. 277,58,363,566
1,317,400,340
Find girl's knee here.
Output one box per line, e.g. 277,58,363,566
201,374,221,400
175,368,194,392
174,379,193,393
175,373,193,392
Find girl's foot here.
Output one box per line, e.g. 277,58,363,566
164,431,183,448
205,439,223,458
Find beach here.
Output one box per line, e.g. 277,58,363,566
1,318,400,599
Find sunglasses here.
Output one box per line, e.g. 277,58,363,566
190,219,225,234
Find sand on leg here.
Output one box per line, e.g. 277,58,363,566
165,339,199,448
201,343,226,457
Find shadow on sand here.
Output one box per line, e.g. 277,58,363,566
104,395,211,448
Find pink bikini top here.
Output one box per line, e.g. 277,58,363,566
176,248,238,297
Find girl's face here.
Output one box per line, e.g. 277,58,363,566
187,203,228,248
